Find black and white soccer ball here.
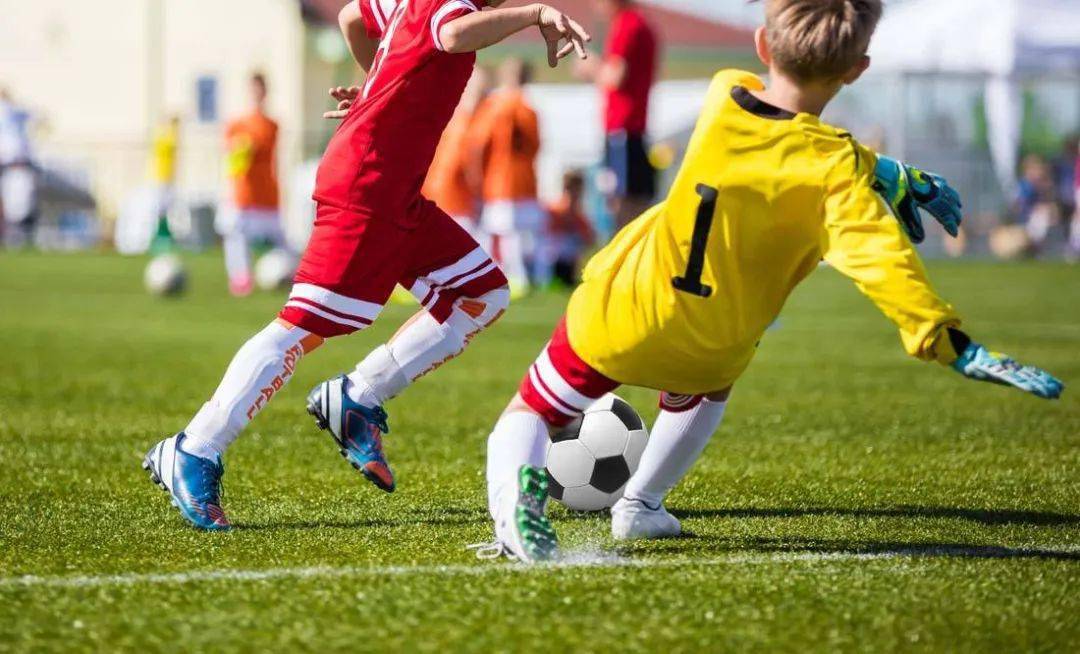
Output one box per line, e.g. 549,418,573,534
254,248,298,291
144,253,187,297
546,394,649,511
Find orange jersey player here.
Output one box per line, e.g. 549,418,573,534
470,58,544,292
219,73,287,296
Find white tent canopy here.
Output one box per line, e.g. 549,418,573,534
868,0,1080,191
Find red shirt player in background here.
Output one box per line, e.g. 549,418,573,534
576,0,658,232
143,0,590,532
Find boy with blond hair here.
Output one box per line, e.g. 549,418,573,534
476,0,1063,563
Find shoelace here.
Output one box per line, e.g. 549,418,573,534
465,541,516,561
190,456,225,505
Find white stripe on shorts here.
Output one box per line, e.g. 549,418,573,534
288,284,383,322
283,301,371,331
425,248,492,287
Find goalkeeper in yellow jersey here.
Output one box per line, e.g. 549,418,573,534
478,0,1064,563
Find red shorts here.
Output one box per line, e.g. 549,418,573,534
279,199,507,338
518,319,705,427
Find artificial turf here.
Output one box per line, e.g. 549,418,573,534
0,251,1077,653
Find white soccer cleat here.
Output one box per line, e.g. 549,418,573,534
611,497,681,541
471,465,559,564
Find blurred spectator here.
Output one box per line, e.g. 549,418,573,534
576,0,659,233
1070,138,1080,262
0,87,39,248
470,59,543,295
148,115,181,252
219,72,286,296
423,67,491,240
1053,134,1078,217
1014,154,1060,252
542,169,595,288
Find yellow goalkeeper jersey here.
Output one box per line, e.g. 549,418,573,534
566,70,962,395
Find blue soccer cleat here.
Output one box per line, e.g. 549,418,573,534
307,375,396,492
142,433,231,531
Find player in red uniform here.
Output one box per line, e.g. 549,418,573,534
143,0,590,531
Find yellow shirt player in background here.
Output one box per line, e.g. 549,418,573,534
147,115,180,252
480,0,1064,564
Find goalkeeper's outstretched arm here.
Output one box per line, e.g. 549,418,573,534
821,158,1064,400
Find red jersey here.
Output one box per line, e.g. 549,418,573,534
314,0,482,225
603,7,658,136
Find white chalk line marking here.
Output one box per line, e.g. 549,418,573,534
2,547,1075,591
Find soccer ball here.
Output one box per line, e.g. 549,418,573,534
254,248,298,291
144,254,187,297
546,394,649,511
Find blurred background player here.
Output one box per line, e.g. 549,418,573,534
0,87,39,248
470,58,543,295
220,72,286,297
541,169,595,288
424,67,492,239
147,115,181,252
576,0,659,233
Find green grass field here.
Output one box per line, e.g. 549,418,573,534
1,252,1077,653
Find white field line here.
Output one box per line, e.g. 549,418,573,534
1,551,900,591
4,545,1076,591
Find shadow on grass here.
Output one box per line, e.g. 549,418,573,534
236,506,488,532
626,535,1080,561
673,505,1080,527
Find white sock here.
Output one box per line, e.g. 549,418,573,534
347,289,509,407
486,411,549,519
222,228,251,283
183,321,316,459
623,399,728,508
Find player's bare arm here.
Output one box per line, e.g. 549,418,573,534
439,3,591,67
338,1,378,72
322,3,378,120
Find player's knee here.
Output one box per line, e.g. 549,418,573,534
503,393,561,436
705,386,732,402
453,286,509,332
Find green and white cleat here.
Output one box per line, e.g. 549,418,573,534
473,465,559,564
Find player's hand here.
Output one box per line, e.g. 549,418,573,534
873,155,962,244
952,342,1064,400
323,86,361,120
536,4,591,68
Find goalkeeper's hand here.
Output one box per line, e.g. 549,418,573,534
952,342,1064,400
873,155,962,244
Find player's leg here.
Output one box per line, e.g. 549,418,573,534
611,388,731,541
311,200,509,491
143,206,399,529
482,201,529,295
143,318,325,530
221,208,254,296
482,319,619,562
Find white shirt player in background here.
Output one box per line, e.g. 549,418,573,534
0,88,39,248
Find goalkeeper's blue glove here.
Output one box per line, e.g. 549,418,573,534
951,339,1064,400
873,155,962,244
